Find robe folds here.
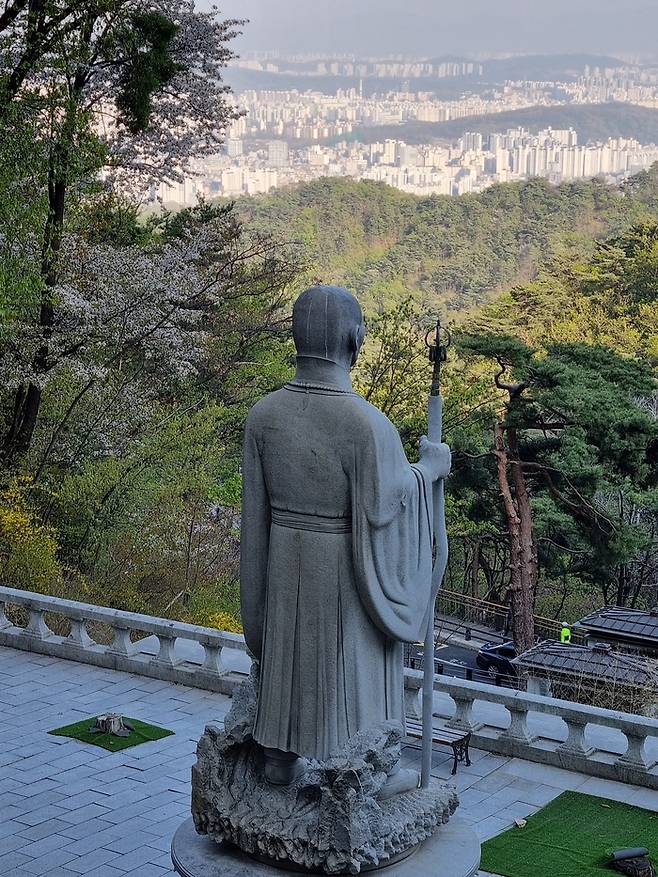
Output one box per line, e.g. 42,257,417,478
240,383,435,761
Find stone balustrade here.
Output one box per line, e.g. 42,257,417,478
0,586,247,694
3,585,658,790
404,669,658,790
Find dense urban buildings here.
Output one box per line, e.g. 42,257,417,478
232,52,484,80
152,58,658,205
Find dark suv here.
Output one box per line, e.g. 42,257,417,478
476,641,517,677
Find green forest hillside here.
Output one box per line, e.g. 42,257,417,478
235,170,658,312
237,170,658,638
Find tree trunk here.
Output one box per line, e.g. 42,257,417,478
2,33,89,460
507,425,537,647
494,421,536,654
470,537,481,598
3,180,62,459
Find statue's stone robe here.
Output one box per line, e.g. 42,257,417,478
240,382,435,761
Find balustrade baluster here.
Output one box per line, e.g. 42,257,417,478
111,625,132,656
446,693,477,733
202,642,224,675
69,617,92,648
156,634,176,666
618,728,651,772
25,606,50,640
558,717,593,758
501,702,532,745
0,600,10,629
403,685,422,721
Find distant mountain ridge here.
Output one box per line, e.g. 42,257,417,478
335,104,658,147
224,53,627,98
481,53,624,81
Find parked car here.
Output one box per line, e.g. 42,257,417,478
476,641,518,677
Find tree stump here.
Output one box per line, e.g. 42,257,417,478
90,714,134,737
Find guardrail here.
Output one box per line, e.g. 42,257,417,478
0,586,247,694
2,586,656,790
404,670,658,790
435,614,506,645
436,589,586,645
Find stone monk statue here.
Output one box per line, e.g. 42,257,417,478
239,284,451,787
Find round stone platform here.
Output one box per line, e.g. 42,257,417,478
171,817,481,877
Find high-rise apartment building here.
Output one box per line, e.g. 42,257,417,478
268,141,290,168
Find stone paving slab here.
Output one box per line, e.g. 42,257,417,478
1,645,656,877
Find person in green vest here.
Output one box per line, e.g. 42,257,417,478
560,621,571,644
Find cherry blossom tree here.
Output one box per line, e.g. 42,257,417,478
0,0,245,457
2,203,298,472
1,0,244,181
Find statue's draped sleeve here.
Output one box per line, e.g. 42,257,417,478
240,412,270,659
350,410,435,644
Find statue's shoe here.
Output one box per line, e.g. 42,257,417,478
263,748,306,785
378,767,420,800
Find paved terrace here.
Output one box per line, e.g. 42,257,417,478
1,646,658,877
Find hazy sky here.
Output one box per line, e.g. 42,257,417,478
212,0,658,58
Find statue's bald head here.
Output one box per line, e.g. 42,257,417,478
292,285,365,368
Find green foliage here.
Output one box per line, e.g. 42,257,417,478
115,12,182,135
350,191,658,618
236,171,658,314
186,583,242,632
458,331,534,372
354,298,429,422
0,478,63,593
576,223,658,307
75,193,151,246
0,105,48,333
456,328,657,610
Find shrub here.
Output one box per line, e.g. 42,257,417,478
0,477,63,592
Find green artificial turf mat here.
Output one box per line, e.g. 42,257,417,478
480,790,658,877
48,716,174,751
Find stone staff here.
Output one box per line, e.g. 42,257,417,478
421,320,451,788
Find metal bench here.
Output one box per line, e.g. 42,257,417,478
405,717,472,775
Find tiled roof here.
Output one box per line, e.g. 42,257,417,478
575,606,658,642
513,640,654,685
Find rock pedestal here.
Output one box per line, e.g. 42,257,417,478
185,668,468,875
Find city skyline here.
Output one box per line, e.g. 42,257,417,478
212,0,658,59
157,125,658,205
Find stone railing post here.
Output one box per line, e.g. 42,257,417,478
25,606,50,640
618,728,651,772
404,685,422,720
156,633,177,666
0,599,11,629
110,624,133,656
446,692,477,733
501,702,532,746
558,717,593,758
69,617,92,648
202,642,224,675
